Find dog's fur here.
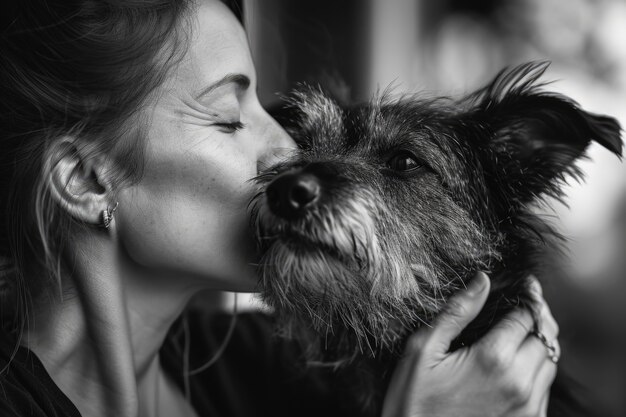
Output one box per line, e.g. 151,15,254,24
250,62,623,415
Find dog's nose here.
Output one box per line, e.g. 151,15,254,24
266,172,321,219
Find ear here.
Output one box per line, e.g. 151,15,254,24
46,137,114,226
468,62,623,203
269,85,345,151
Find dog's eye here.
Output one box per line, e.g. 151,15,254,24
387,151,422,172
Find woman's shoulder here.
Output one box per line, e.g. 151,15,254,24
0,328,81,417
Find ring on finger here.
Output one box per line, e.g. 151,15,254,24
531,329,560,364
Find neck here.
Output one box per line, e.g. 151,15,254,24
25,231,201,417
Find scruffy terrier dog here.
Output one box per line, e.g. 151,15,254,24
250,62,622,415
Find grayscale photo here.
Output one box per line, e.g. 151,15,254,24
1,1,624,416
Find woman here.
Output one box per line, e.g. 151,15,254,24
0,1,559,416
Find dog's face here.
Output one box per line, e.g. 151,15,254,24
251,62,622,359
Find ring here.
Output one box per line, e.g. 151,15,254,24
531,329,560,364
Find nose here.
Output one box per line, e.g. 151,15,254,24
256,107,297,172
266,171,321,219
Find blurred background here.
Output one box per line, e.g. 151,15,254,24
223,0,626,414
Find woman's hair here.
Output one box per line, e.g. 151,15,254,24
0,0,192,334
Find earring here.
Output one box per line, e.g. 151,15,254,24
102,202,119,229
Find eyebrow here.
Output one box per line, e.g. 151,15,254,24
195,73,251,99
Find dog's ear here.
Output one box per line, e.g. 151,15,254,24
467,62,622,203
270,85,346,152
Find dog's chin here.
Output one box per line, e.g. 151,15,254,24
259,235,360,299
257,235,426,360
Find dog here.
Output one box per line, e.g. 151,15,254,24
250,62,623,416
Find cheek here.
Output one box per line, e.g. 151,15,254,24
116,141,258,288
393,184,491,268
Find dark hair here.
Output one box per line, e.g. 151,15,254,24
0,0,191,334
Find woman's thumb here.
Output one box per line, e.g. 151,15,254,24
427,271,490,354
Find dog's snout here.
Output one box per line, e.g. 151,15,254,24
291,176,319,206
266,172,321,219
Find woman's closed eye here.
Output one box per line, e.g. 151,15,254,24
213,120,245,133
181,95,245,133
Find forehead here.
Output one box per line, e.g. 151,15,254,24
347,101,446,155
172,1,254,93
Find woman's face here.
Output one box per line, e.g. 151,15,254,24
116,1,294,291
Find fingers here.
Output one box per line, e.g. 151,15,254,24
475,276,557,353
426,271,490,355
499,358,556,417
528,275,543,298
518,290,560,378
497,279,559,416
526,359,558,417
477,307,535,355
528,278,559,337
517,334,560,388
537,387,551,417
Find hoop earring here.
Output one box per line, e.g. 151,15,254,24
102,202,119,229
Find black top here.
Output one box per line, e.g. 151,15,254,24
1,311,356,417
0,331,81,417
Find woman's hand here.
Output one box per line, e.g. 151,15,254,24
382,272,559,417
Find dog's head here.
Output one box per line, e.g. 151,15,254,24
251,62,622,359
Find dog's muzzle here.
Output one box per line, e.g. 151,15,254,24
266,171,320,219
265,162,340,219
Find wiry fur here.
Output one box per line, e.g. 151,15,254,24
249,62,623,415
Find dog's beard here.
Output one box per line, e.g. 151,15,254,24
253,186,496,363
258,240,428,362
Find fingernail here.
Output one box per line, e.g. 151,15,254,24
467,271,489,296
